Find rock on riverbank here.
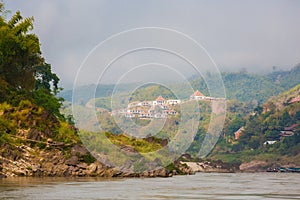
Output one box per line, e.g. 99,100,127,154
0,143,193,178
180,161,237,173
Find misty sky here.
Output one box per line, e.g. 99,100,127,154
4,0,300,88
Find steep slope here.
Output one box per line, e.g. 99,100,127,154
210,84,300,168
0,5,114,178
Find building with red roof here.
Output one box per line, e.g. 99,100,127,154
234,127,245,140
289,96,300,104
190,90,205,100
153,96,166,105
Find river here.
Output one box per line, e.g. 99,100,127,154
1,173,300,200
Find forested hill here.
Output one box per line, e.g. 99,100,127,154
238,84,300,152
210,84,300,166
61,64,300,105
191,64,300,104
267,64,300,90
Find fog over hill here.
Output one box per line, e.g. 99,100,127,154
61,64,300,105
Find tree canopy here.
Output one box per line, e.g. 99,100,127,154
0,3,62,116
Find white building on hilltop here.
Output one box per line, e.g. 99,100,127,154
190,90,205,100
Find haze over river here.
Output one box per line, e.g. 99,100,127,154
1,173,300,200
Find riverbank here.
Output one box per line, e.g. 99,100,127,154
2,141,299,178
0,142,194,178
1,141,240,178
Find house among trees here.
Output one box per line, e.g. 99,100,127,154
284,124,298,131
279,131,295,137
279,124,297,138
234,127,245,140
289,96,300,104
190,90,206,100
263,140,277,145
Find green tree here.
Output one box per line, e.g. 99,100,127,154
224,115,246,137
296,111,300,121
238,115,263,149
0,9,40,90
278,110,291,127
0,4,59,94
35,63,60,95
0,3,62,116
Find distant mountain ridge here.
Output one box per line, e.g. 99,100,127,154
60,64,300,105
267,63,300,90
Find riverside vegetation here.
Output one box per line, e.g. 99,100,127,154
1,3,300,177
0,4,194,178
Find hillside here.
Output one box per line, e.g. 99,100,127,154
238,84,300,152
0,5,125,178
222,73,283,103
210,84,300,169
0,5,102,177
191,66,300,104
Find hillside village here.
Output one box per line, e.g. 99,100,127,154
111,90,224,119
